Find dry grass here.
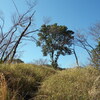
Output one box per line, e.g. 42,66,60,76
0,64,100,100
88,75,100,100
0,73,7,100
34,66,100,100
0,64,56,100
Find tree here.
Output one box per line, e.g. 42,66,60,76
37,23,74,68
89,23,100,67
74,22,100,68
75,32,94,60
89,22,100,42
0,0,38,63
91,41,100,68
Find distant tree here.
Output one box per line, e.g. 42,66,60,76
32,58,48,65
4,58,24,64
37,23,74,68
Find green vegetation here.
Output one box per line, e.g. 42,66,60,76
0,64,100,100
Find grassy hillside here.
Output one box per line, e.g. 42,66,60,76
0,64,100,100
0,64,56,100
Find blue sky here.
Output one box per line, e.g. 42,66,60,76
0,0,100,68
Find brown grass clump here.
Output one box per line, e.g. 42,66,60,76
0,73,7,100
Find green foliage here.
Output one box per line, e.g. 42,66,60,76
37,23,74,68
35,67,100,100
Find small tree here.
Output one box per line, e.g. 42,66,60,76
37,23,74,68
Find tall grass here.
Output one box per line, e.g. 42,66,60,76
0,64,56,100
0,64,100,100
34,66,100,100
0,73,7,100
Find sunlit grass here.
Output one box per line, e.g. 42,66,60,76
0,64,100,100
34,66,100,100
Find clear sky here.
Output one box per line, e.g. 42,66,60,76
0,0,100,68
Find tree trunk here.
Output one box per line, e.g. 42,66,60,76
73,49,80,67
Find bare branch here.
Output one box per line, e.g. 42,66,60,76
12,0,20,16
0,1,37,63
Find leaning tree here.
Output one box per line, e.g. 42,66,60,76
37,23,74,68
74,22,100,68
0,0,38,63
